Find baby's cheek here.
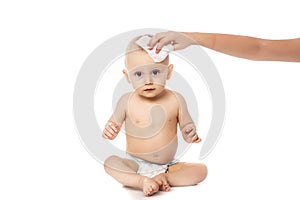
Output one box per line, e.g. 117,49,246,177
132,81,142,89
153,77,167,86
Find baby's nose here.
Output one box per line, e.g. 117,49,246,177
144,74,153,84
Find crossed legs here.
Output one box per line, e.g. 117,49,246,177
104,155,208,196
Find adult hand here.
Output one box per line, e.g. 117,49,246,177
148,31,196,53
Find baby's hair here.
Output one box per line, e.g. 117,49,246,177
125,35,169,65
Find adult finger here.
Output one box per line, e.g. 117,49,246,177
155,38,173,53
148,32,166,49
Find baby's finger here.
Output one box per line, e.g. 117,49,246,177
193,135,201,143
107,121,120,132
106,125,116,134
185,127,193,134
102,129,111,139
110,124,118,132
187,129,196,138
102,132,108,139
103,128,116,139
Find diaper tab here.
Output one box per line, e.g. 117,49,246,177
136,35,173,62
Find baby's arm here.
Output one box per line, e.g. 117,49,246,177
102,93,129,140
175,92,201,143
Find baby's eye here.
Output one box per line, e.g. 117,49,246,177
152,69,160,76
134,71,142,77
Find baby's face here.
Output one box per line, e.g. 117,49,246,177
125,51,172,98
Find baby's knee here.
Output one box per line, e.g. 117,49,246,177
196,163,208,183
103,155,120,171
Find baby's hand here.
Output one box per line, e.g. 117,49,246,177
102,121,120,140
182,125,201,143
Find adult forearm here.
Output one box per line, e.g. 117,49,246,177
181,32,300,62
182,32,263,60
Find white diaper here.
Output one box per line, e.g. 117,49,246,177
136,35,173,62
127,154,178,178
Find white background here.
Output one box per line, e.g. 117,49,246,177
1,0,299,199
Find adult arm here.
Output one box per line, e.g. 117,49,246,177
149,31,300,62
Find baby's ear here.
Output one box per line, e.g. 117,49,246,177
122,69,131,83
167,64,174,80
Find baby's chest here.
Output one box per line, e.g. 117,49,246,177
129,103,177,123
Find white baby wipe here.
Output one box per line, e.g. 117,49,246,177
136,35,173,62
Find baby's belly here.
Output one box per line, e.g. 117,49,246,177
126,134,178,164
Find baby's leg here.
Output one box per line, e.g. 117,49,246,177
166,162,208,187
104,155,159,196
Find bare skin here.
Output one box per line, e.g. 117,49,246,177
104,156,207,196
148,31,300,62
104,155,160,196
102,41,206,196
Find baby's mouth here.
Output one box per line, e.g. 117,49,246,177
143,88,155,92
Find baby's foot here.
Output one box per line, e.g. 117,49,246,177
140,177,159,196
153,173,170,192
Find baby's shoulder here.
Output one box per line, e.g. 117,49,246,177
167,90,186,102
119,92,132,99
165,90,188,108
116,92,132,105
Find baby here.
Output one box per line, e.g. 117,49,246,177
102,35,207,196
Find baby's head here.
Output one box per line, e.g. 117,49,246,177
123,36,173,98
